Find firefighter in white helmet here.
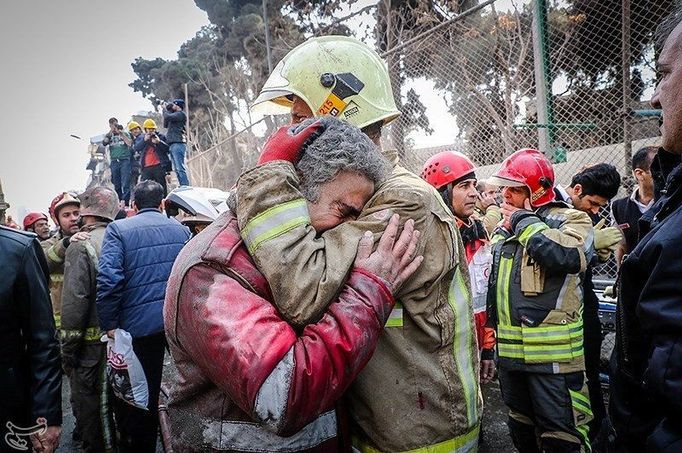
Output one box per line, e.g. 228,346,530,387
235,35,481,452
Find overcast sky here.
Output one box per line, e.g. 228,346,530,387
0,1,208,222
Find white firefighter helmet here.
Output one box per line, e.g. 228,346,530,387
251,35,401,129
164,186,229,226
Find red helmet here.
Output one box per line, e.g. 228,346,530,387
421,151,476,189
23,212,48,230
49,192,80,222
489,148,556,207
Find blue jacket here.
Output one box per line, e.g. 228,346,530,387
96,209,190,337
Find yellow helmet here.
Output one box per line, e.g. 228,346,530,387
251,35,401,129
127,121,141,131
143,119,157,129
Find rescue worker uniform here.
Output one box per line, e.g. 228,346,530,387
243,35,480,452
41,232,68,330
163,211,398,452
236,156,482,452
488,202,594,452
61,221,115,453
458,217,496,360
474,204,502,237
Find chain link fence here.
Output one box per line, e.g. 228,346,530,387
187,0,672,283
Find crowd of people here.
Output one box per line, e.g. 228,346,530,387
1,8,680,453
102,99,189,205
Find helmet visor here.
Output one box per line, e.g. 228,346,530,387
488,175,526,188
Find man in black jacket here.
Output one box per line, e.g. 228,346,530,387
0,226,62,453
163,99,190,186
609,8,682,452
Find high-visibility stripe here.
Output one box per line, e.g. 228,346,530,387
448,267,479,427
570,389,593,417
498,319,584,362
54,313,61,330
47,247,64,264
353,423,480,453
99,357,115,452
61,326,103,342
385,301,403,327
517,221,549,247
51,274,64,283
497,342,524,359
569,389,592,451
496,257,513,325
241,199,310,254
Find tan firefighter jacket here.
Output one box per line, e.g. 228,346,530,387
60,222,108,370
488,202,593,375
235,157,482,452
41,231,69,329
474,205,502,237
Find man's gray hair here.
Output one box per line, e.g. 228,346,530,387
294,117,390,202
656,3,682,52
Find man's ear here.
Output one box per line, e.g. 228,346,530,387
132,201,139,213
573,183,583,198
159,199,165,212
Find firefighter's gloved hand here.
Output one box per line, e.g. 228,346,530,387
594,225,623,251
603,285,615,298
354,214,424,294
257,120,325,165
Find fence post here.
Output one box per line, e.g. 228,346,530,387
531,0,554,158
622,0,633,173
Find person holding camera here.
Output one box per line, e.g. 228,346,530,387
102,117,133,205
133,119,171,196
162,99,190,186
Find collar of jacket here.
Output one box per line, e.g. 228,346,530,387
651,147,681,199
80,221,109,232
136,208,162,215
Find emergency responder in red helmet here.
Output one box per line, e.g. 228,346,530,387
237,35,481,451
487,148,594,452
421,151,496,386
23,212,51,241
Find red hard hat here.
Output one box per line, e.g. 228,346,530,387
49,192,80,222
489,148,556,207
421,151,476,190
23,212,48,230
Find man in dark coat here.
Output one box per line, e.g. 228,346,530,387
0,226,62,453
609,9,682,452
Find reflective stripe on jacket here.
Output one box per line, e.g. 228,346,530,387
235,159,481,452
41,232,67,329
488,203,593,374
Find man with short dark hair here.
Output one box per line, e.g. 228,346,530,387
558,163,622,216
97,180,190,452
610,8,682,451
163,100,190,186
102,118,133,205
611,146,657,265
555,163,622,449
